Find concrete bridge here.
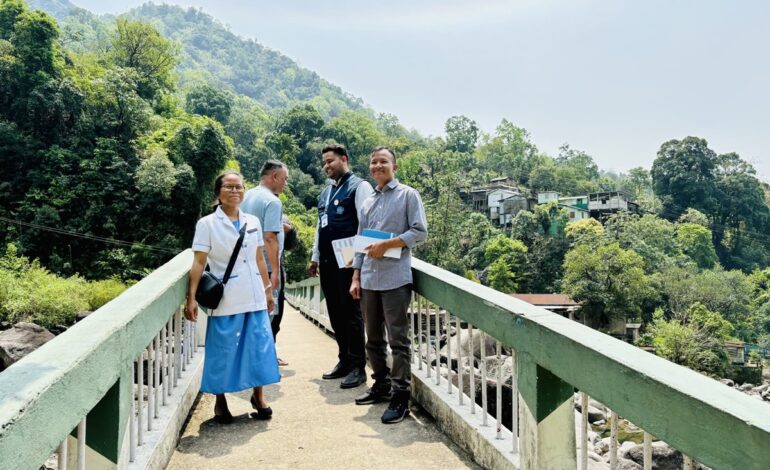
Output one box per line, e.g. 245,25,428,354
1,250,769,469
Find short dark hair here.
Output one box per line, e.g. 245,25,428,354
370,146,396,164
260,160,287,177
322,143,348,159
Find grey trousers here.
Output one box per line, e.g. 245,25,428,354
360,285,412,392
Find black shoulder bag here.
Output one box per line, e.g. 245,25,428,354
196,222,247,310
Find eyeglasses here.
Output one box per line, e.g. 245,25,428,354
222,185,245,192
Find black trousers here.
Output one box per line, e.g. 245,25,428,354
271,265,285,341
319,261,366,369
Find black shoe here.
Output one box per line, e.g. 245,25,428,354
250,394,273,420
355,382,392,405
322,362,349,380
213,406,233,425
252,406,273,420
381,392,410,424
340,368,366,389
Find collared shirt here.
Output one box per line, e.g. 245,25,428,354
192,207,268,316
242,185,283,273
353,179,428,290
310,173,374,263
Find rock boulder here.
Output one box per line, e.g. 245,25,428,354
623,441,681,470
0,322,55,369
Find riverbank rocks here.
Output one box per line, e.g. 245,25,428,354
0,322,55,369
623,441,681,469
75,311,92,322
439,328,501,361
573,395,608,423
617,458,643,470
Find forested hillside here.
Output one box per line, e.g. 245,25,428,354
2,0,770,380
30,0,369,117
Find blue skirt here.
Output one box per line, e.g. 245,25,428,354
200,310,281,394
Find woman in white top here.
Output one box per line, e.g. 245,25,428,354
185,171,280,424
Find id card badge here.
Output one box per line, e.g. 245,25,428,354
320,214,329,228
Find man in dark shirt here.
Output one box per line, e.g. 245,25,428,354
309,144,374,389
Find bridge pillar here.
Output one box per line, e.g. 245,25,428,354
63,364,132,469
517,353,576,470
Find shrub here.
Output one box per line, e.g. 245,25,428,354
87,279,128,310
0,264,89,328
0,244,128,328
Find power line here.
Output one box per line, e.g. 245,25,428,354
0,216,178,254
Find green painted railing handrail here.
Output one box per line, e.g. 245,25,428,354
0,250,192,469
287,258,770,470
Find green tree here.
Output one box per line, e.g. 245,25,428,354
457,211,500,271
711,158,770,270
0,0,24,40
676,223,717,269
488,258,518,293
651,136,717,220
648,303,733,377
444,115,479,154
110,17,178,100
271,104,325,181
135,148,177,199
660,266,754,340
748,268,770,307
565,218,604,246
563,242,657,325
13,8,62,76
604,212,684,273
482,234,527,293
476,119,537,183
185,83,233,123
677,208,709,227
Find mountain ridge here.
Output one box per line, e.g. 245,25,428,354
28,0,370,118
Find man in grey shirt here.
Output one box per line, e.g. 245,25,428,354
242,160,289,364
350,146,428,424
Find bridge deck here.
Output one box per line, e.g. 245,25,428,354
166,304,479,470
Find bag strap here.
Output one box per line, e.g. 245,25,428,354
222,222,247,285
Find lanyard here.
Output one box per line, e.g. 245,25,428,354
327,176,350,208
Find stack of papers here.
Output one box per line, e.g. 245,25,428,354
331,236,357,269
331,229,403,269
353,229,402,259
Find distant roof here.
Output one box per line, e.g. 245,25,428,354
559,203,589,212
472,185,520,193
511,294,579,306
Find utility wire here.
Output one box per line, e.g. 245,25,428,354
0,215,178,254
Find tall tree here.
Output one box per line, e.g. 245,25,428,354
651,137,717,220
110,17,178,100
563,242,657,325
444,115,479,154
185,83,233,123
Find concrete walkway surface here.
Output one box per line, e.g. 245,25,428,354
166,305,480,470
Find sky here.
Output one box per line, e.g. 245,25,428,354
71,0,770,182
